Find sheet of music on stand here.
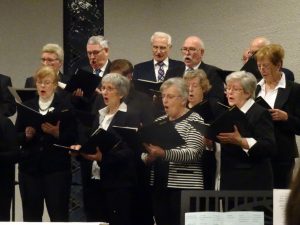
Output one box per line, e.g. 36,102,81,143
185,211,264,225
273,189,291,225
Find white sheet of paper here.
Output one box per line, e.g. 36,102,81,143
273,189,291,225
185,211,264,225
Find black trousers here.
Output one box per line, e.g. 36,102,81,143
19,170,71,222
272,159,295,189
152,188,181,225
0,167,14,221
82,179,134,225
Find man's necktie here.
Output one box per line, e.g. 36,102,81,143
157,62,165,82
95,69,101,76
186,67,194,72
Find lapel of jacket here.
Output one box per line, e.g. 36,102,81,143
108,110,126,130
255,85,261,97
274,81,292,109
148,60,156,81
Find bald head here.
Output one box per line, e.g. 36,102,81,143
181,36,205,68
249,37,271,54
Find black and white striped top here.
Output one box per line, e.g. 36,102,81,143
149,110,205,189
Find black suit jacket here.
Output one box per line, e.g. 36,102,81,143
15,94,77,175
0,74,16,117
256,80,300,161
133,58,185,81
220,103,276,190
80,109,140,189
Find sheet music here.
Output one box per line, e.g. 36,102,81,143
273,189,291,225
185,211,264,225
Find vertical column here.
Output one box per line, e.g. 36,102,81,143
63,0,104,221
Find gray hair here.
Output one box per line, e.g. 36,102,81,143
87,35,109,48
226,71,257,99
160,77,188,102
101,73,130,98
42,43,64,62
151,31,172,46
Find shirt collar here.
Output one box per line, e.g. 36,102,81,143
240,98,255,114
154,58,169,67
185,61,201,71
98,101,127,116
257,72,286,90
94,60,109,74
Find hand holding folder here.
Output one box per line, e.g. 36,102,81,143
65,69,101,97
54,128,121,154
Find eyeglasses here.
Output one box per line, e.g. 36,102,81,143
225,87,244,93
180,47,201,54
40,58,59,63
87,49,104,56
161,94,182,100
257,63,271,69
36,80,54,86
100,86,116,92
152,45,168,52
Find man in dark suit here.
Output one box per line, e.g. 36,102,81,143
133,31,184,82
72,35,111,113
72,36,112,221
0,74,16,117
241,36,295,81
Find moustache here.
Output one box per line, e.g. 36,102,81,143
184,56,192,61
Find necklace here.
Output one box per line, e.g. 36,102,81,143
39,104,51,112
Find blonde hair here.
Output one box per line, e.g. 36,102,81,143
183,69,211,94
34,66,59,85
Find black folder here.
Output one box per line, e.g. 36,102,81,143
113,120,185,150
65,69,101,97
255,96,272,109
216,68,234,82
16,102,71,128
240,55,261,81
190,100,214,123
190,105,247,142
133,79,163,96
80,128,121,154
112,126,141,150
8,86,37,103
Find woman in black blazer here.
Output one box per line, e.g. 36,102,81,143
255,44,300,188
216,71,276,190
15,66,77,221
71,73,139,225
